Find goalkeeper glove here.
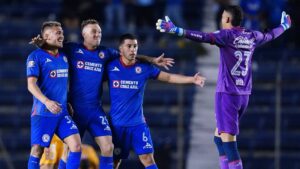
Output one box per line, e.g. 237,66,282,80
156,16,184,36
281,11,291,31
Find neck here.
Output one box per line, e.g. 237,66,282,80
42,45,59,56
83,41,97,50
121,56,135,66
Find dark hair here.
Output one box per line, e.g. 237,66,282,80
81,19,100,31
224,5,243,26
41,21,61,35
119,33,137,46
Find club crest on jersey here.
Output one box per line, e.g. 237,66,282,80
77,61,84,69
98,52,105,59
42,134,50,143
27,61,35,68
135,66,142,74
63,56,68,63
50,70,57,78
113,80,120,88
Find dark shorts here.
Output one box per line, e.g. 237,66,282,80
215,92,249,135
73,105,112,138
112,123,154,160
31,114,79,147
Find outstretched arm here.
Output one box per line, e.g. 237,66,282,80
156,16,226,46
157,71,206,87
137,53,175,70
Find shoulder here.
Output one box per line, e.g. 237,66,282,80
98,46,118,53
27,49,43,59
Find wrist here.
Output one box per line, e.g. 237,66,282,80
42,98,49,104
176,28,184,36
281,23,289,31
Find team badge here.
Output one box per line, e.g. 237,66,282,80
113,80,120,88
135,66,142,74
50,70,57,78
27,61,35,68
77,61,84,69
99,52,105,59
63,56,68,63
42,134,50,143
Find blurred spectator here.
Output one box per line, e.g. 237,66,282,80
265,0,285,28
62,14,81,42
134,0,156,43
164,0,185,27
104,0,126,35
240,0,264,30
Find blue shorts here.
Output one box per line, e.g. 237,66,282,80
31,113,79,147
112,123,154,160
72,105,111,137
215,92,249,135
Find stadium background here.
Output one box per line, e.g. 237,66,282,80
0,0,299,169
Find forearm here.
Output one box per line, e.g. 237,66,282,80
167,73,194,84
183,30,214,44
136,55,154,64
28,83,48,104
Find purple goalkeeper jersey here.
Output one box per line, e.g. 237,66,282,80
184,26,285,95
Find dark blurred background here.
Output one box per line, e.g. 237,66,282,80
0,0,299,169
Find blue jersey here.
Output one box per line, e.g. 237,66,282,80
107,58,161,126
26,49,69,117
63,43,119,106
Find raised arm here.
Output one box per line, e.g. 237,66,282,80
156,16,226,46
157,71,206,87
27,77,61,114
255,11,291,46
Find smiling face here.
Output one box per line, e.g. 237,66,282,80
82,23,102,49
119,39,138,64
42,26,64,48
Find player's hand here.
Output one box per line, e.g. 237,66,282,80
152,53,175,70
156,16,184,36
44,99,62,114
67,103,74,117
193,72,206,87
29,34,46,47
281,11,291,31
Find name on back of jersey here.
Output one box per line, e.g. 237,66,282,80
77,60,102,72
233,36,254,49
113,80,139,89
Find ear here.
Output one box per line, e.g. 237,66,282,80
226,17,230,23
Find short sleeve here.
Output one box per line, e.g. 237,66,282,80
26,53,40,77
148,64,161,79
107,48,120,61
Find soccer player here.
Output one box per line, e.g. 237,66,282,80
40,135,68,169
40,135,99,169
31,19,174,169
156,5,291,169
26,21,82,169
106,33,206,169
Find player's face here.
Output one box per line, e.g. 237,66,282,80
119,39,138,62
82,24,102,47
44,26,64,48
221,11,232,29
